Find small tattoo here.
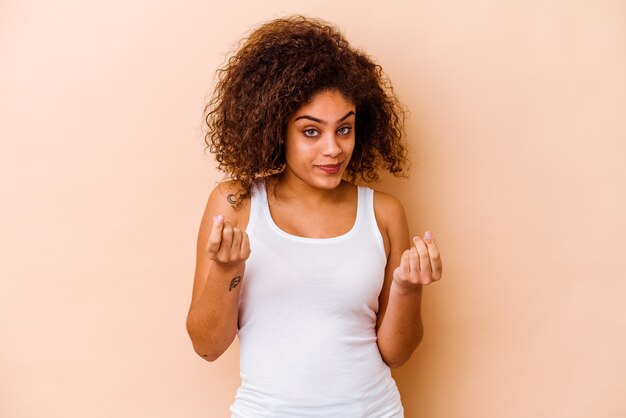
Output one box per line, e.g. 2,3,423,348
229,276,242,291
227,194,238,205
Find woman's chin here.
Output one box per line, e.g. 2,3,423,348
282,167,347,190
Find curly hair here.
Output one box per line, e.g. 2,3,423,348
204,15,408,203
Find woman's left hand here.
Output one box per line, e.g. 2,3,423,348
393,231,442,288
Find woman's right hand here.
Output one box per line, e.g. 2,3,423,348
206,214,251,266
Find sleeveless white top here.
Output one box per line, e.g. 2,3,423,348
230,181,404,418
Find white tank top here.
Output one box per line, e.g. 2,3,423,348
230,180,404,418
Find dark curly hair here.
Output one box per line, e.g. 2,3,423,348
204,15,408,203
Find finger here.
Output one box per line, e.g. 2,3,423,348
408,245,420,275
393,250,410,281
206,215,224,255
424,232,442,280
221,221,234,252
400,249,410,277
413,236,432,275
240,231,251,259
231,227,243,259
392,266,402,281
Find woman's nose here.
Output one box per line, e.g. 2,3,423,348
321,134,342,157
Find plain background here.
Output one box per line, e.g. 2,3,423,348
1,0,625,417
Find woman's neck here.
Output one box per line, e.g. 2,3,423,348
269,172,348,206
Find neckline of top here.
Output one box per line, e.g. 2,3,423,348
258,180,362,243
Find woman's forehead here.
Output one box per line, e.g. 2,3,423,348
291,90,355,121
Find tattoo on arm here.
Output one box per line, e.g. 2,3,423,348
229,276,242,291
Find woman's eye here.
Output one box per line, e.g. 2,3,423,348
337,126,352,135
303,129,319,137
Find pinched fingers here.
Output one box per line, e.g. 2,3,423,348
394,232,443,288
206,215,251,264
393,248,421,289
415,232,443,284
229,227,252,262
405,236,433,285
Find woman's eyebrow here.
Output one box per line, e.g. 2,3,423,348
337,111,355,123
294,111,355,125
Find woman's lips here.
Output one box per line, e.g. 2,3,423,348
315,163,342,174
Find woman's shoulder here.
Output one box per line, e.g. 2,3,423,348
371,188,406,219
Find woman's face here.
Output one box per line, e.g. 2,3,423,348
283,89,356,190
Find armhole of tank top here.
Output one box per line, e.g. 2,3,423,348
246,181,260,234
363,187,386,257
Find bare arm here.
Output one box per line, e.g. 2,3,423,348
185,182,251,361
375,192,443,368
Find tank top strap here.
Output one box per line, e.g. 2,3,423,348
246,180,265,234
357,186,386,254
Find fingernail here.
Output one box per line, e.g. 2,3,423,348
424,231,433,241
215,214,224,223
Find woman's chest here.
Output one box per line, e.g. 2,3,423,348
241,235,386,315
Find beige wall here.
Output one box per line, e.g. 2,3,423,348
1,1,625,417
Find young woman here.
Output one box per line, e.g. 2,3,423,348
186,15,443,417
